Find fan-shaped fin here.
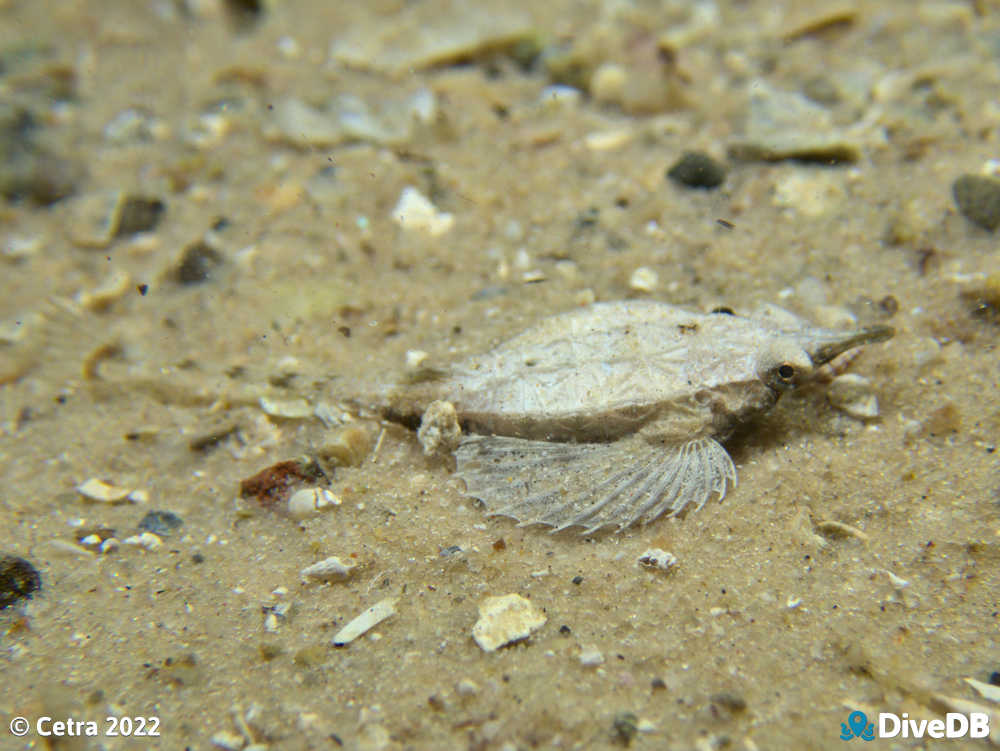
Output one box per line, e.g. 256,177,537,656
454,434,736,533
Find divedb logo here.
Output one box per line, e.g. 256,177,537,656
840,710,991,741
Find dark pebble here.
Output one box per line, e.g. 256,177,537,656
989,671,1000,686
138,510,184,537
612,712,639,746
223,0,265,30
0,555,41,608
667,151,726,190
710,692,747,713
0,104,82,205
878,295,899,316
802,76,841,106
953,174,1000,231
116,196,165,236
173,241,223,284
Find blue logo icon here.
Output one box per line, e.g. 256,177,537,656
841,711,875,741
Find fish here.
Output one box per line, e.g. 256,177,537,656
383,300,894,533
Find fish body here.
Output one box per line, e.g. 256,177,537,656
393,301,892,533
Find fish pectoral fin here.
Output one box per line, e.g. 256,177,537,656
454,434,736,533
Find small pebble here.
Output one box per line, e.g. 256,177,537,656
472,593,546,652
953,174,1000,231
172,241,223,285
116,196,165,235
99,538,120,554
301,555,355,581
802,75,841,106
0,555,42,608
456,679,479,697
210,730,246,751
612,712,639,746
0,111,82,205
137,510,184,537
827,373,879,419
584,129,633,152
405,349,430,372
392,186,454,236
417,400,462,455
666,152,727,189
590,63,628,104
728,81,861,163
772,170,845,217
127,488,149,504
638,548,678,572
579,646,604,667
629,267,658,293
122,532,163,551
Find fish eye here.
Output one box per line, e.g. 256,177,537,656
765,362,798,390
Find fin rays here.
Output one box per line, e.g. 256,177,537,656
454,435,736,532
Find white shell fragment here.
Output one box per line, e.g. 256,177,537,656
300,556,355,581
332,597,398,646
392,300,893,533
287,488,341,519
122,532,163,551
76,478,133,504
259,396,313,419
405,349,430,372
392,186,454,236
638,548,678,572
579,646,605,667
472,593,547,652
827,373,879,419
965,677,1000,704
628,266,659,293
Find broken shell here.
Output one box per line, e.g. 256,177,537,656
392,186,454,236
76,478,132,504
827,373,879,419
287,487,340,518
122,532,163,551
259,396,312,419
300,555,355,581
579,646,604,667
472,593,546,652
319,424,372,467
332,597,398,646
405,350,430,374
629,266,658,293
